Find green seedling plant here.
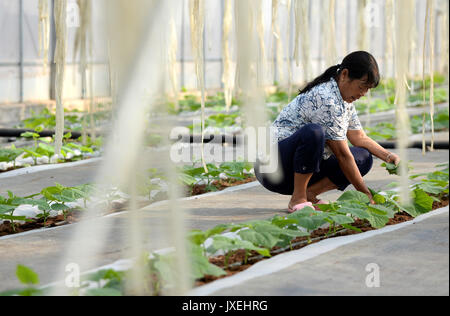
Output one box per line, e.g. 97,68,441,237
20,125,44,148
179,161,254,194
40,183,92,224
0,145,24,168
0,191,36,232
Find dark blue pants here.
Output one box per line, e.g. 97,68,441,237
254,123,373,195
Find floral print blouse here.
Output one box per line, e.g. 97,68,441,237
271,78,362,160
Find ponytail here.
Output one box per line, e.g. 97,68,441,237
298,51,380,95
298,64,341,94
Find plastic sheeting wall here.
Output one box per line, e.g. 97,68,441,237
0,0,446,104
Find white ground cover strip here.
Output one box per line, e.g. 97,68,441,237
0,156,102,179
189,205,449,296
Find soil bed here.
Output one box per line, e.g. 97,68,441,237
188,177,256,196
194,196,449,287
0,177,257,237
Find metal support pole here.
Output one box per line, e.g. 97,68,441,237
19,0,24,103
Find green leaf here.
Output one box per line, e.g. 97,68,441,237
414,182,446,195
50,203,69,211
38,142,55,153
373,194,386,204
152,253,176,284
189,243,226,279
366,211,390,228
0,148,24,162
238,226,281,249
20,132,40,139
412,188,433,214
326,214,355,225
178,173,197,186
337,202,371,220
0,204,16,214
41,186,62,201
207,236,270,257
367,204,396,218
270,215,299,228
16,265,39,285
287,208,327,231
337,191,370,204
0,214,31,222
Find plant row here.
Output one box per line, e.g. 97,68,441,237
0,131,102,171
365,109,449,141
3,162,448,296
0,161,254,233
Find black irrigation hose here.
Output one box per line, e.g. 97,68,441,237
377,140,449,149
173,135,450,149
0,128,83,140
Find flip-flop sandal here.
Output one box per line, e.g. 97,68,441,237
313,200,328,210
288,201,313,213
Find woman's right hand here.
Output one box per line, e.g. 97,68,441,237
367,193,376,205
386,152,400,166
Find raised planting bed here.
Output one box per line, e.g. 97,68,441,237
2,162,448,296
0,161,255,237
0,133,102,174
365,109,449,142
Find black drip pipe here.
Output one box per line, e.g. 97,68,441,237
0,128,82,140
172,134,449,149
377,141,449,150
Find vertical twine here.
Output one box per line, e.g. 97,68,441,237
394,0,414,205
429,0,435,151
74,0,91,144
53,0,67,157
38,0,50,67
325,0,336,66
286,0,293,99
168,18,180,112
189,0,208,173
357,0,368,50
272,0,285,86
222,0,234,112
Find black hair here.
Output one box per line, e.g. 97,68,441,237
299,51,380,95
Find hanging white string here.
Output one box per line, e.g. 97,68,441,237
222,0,234,112
53,0,67,157
189,0,208,173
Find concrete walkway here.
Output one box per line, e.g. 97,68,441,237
0,148,448,294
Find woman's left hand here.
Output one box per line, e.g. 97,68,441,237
386,152,400,165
